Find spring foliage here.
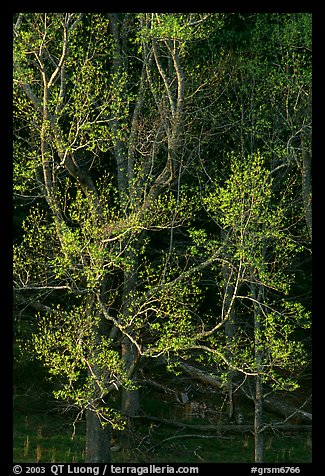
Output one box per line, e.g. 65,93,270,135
14,13,311,434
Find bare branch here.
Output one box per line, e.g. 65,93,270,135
152,39,176,116
47,21,68,89
14,285,72,291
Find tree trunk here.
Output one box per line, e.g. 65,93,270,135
300,131,312,241
121,249,140,417
133,415,311,433
221,229,239,420
121,337,140,417
178,361,223,387
86,410,111,463
254,375,264,463
253,281,264,463
109,14,141,418
223,259,236,418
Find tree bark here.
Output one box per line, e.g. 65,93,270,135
120,248,140,417
109,13,141,418
254,375,264,463
86,410,111,463
253,282,264,463
177,361,223,388
300,131,312,241
222,230,236,420
132,415,311,433
121,337,140,417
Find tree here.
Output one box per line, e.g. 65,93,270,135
13,12,223,462
201,153,310,462
188,13,312,445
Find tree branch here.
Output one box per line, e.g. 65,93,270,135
152,39,176,116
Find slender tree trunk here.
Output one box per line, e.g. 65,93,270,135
224,280,235,420
300,131,312,241
121,248,140,417
86,410,111,463
254,374,264,463
109,13,141,418
222,230,236,420
119,250,141,418
121,338,140,416
85,298,112,463
252,281,264,463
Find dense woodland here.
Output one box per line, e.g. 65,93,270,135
13,13,312,464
